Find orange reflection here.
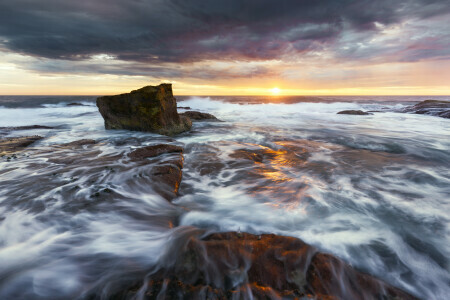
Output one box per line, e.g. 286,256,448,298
229,141,322,210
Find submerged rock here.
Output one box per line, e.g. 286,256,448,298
60,139,96,147
401,100,450,119
337,110,371,115
115,232,416,300
66,102,86,106
0,136,43,155
180,110,219,121
96,84,192,136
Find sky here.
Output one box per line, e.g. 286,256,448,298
0,0,449,96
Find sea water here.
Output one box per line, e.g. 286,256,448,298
0,95,449,299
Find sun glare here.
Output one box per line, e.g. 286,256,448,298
270,87,281,95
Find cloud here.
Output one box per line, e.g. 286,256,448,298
0,0,449,77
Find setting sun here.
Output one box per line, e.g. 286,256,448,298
271,87,281,95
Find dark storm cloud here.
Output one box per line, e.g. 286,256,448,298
0,0,449,71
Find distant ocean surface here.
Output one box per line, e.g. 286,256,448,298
1,94,450,108
0,95,449,299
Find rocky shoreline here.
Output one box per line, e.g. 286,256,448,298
0,140,418,299
112,231,417,299
2,86,444,299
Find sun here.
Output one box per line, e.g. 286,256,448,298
270,87,281,95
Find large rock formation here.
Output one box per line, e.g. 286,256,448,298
114,232,417,300
96,84,192,136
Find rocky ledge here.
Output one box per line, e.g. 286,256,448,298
114,232,416,300
337,110,371,115
0,136,43,155
401,99,450,119
97,84,192,136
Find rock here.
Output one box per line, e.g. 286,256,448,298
180,110,219,121
67,102,86,106
150,164,183,198
401,100,450,119
0,136,43,155
229,149,265,163
96,84,192,135
177,106,191,109
337,110,371,115
128,144,184,200
60,139,96,147
128,144,183,160
114,232,417,300
0,125,54,130
438,110,450,118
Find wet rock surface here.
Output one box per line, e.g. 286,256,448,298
401,99,450,118
60,139,97,147
0,135,43,155
180,110,219,121
337,110,371,115
128,144,185,200
114,232,416,300
96,84,192,135
128,144,183,160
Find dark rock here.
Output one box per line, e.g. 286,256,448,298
438,110,450,118
180,110,219,121
0,136,43,155
337,110,371,115
60,139,96,147
401,100,450,119
177,106,191,109
150,164,183,197
96,83,192,135
114,232,417,300
128,144,183,160
66,102,86,106
0,125,54,130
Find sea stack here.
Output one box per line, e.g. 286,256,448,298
96,83,192,136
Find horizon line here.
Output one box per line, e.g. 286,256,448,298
1,94,449,97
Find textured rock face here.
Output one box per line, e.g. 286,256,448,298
402,100,450,119
96,84,192,135
114,232,417,300
337,110,371,115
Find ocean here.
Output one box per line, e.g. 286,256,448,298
0,95,449,299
